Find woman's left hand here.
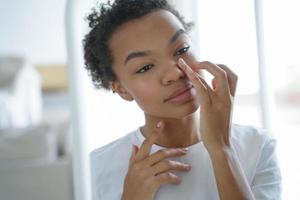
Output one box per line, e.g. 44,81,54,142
177,58,238,151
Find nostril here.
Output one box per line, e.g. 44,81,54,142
161,59,187,81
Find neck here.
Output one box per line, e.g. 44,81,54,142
140,110,201,148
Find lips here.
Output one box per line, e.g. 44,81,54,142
164,84,194,102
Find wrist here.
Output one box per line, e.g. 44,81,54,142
205,142,233,158
204,140,231,152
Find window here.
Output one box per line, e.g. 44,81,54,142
195,0,300,199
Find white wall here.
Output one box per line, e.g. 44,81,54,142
0,0,67,64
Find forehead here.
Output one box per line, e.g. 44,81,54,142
109,10,185,62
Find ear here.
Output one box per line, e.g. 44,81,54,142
111,81,134,101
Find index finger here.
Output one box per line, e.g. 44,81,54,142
197,61,231,96
134,121,163,161
177,58,211,106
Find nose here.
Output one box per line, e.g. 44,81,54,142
161,60,186,85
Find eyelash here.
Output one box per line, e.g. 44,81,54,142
136,64,154,74
136,46,190,74
173,46,190,56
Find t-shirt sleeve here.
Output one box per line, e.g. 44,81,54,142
89,134,133,200
251,134,282,199
90,153,99,200
90,150,123,200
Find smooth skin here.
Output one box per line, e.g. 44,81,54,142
177,58,255,200
110,9,255,200
122,122,191,200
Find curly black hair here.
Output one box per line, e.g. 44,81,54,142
83,0,194,91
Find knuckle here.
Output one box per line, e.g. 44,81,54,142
163,159,173,168
132,163,141,171
219,70,227,78
163,172,173,180
218,64,227,68
159,149,169,157
156,172,180,185
217,71,227,81
175,148,185,154
175,162,186,170
202,61,211,65
164,148,182,157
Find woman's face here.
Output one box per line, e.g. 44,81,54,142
109,9,201,119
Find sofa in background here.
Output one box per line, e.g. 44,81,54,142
0,120,73,200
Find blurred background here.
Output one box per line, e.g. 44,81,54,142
0,0,299,200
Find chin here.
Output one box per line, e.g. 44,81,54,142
164,100,200,119
142,99,200,119
179,102,199,118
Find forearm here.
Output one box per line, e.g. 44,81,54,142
207,146,255,200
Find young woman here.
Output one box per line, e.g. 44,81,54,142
83,0,282,199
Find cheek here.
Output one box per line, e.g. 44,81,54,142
130,81,159,102
130,82,165,114
179,43,198,64
182,51,205,77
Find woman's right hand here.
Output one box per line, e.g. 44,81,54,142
121,121,191,200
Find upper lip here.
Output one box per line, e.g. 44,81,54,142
164,84,193,102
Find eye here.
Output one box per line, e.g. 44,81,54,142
174,46,190,56
136,64,154,74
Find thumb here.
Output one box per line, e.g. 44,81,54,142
156,120,164,132
135,120,164,161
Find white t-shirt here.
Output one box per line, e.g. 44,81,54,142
90,124,282,200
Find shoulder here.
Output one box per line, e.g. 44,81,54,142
230,123,276,158
232,124,272,142
230,124,277,182
90,129,138,171
231,123,274,149
90,129,140,200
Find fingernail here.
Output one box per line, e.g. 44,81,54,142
156,121,163,128
185,164,191,170
182,147,189,151
178,58,186,66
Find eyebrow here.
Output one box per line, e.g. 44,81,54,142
124,28,186,64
